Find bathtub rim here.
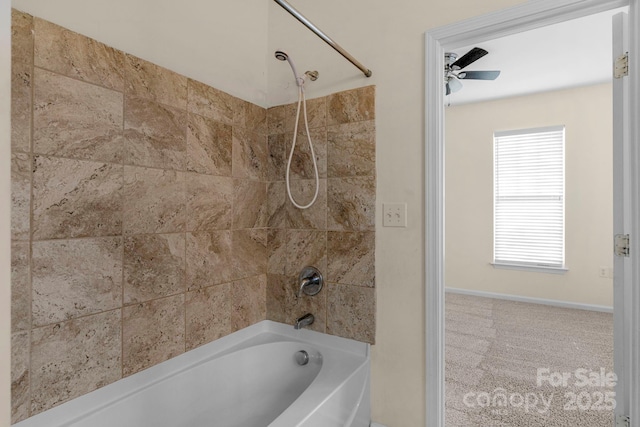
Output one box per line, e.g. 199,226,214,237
14,320,370,427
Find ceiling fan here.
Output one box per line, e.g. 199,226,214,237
445,47,501,95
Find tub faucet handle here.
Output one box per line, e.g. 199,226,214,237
297,266,323,298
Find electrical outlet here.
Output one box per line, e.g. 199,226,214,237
599,267,608,278
599,266,614,279
383,203,407,227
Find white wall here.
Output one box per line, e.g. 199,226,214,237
1,0,12,425
445,83,614,308
7,0,529,425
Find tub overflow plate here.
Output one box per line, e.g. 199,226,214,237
295,350,309,366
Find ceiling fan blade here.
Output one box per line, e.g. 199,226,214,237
447,77,463,93
451,47,488,70
459,70,500,80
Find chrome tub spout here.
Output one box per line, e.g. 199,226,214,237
294,313,314,330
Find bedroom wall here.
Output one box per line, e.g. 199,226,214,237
445,83,614,308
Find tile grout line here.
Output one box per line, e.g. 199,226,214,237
120,56,127,381
324,96,329,334
32,63,124,96
28,271,265,333
27,14,35,420
183,81,190,355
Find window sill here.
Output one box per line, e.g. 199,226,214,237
491,262,568,275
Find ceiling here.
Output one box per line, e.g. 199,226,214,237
444,7,628,106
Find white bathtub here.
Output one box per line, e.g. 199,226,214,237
14,320,371,427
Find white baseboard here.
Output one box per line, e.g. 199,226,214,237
445,287,613,313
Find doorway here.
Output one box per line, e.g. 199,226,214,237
425,0,640,426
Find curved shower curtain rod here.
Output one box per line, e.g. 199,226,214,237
272,0,373,78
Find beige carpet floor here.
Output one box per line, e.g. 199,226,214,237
445,292,615,427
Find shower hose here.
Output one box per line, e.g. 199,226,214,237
286,83,319,209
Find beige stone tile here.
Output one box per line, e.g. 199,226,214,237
232,128,267,180
11,152,30,241
187,79,235,126
32,156,123,240
285,102,297,131
185,283,231,350
267,229,287,275
233,179,267,229
11,64,32,154
270,103,296,134
326,283,375,343
32,237,123,326
234,99,267,135
123,166,185,234
11,10,33,153
286,230,327,278
186,173,233,231
11,9,33,76
287,179,327,230
34,18,124,91
122,295,184,376
125,54,187,109
247,103,268,136
267,181,287,229
186,113,232,176
327,85,375,125
233,229,267,279
266,274,291,325
287,127,327,179
327,231,375,287
327,177,375,231
327,120,376,177
124,234,186,304
186,231,234,289
302,96,327,130
267,133,286,181
31,310,122,414
267,104,288,135
33,68,124,163
231,274,266,331
124,96,187,170
11,242,30,333
11,331,29,424
266,274,326,333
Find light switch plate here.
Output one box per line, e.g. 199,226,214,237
383,203,407,227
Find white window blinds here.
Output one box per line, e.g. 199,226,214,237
493,126,565,268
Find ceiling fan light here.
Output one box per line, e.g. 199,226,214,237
448,77,463,93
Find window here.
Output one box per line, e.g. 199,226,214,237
493,126,565,269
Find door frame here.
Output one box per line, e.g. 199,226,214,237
424,0,640,425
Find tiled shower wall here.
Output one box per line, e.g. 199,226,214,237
10,9,375,425
265,87,376,343
10,10,269,422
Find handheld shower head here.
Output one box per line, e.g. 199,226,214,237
275,50,303,87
